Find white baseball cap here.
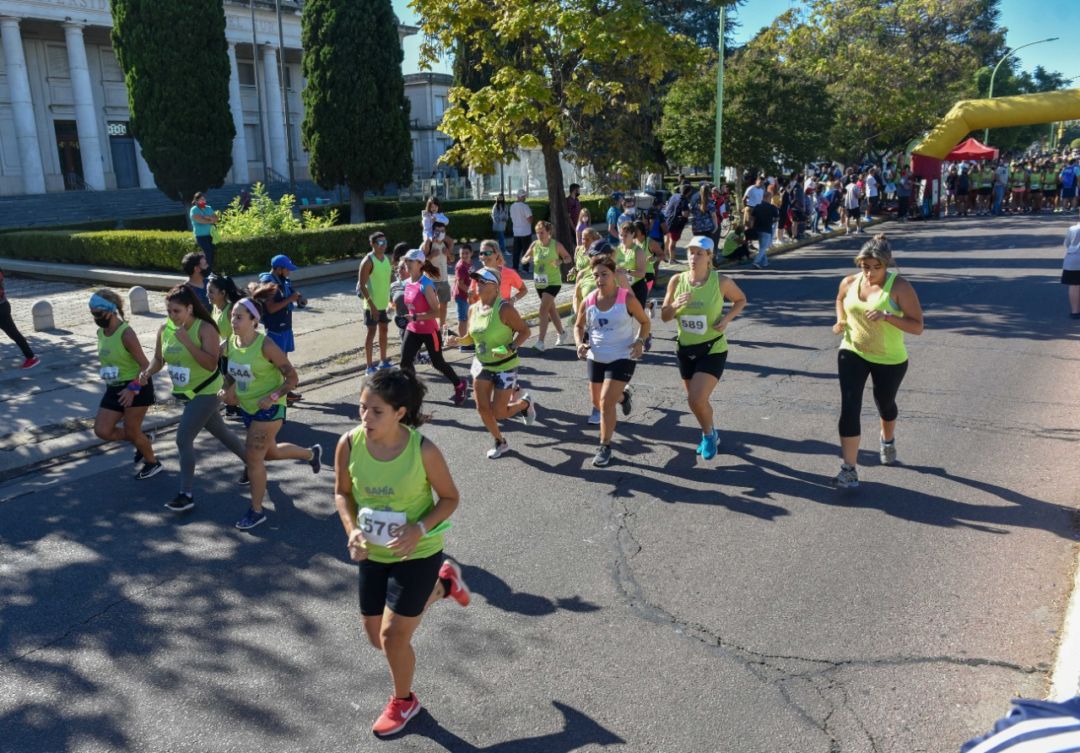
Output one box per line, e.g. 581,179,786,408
688,236,715,252
403,249,426,263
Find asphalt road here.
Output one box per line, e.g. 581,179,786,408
2,214,1078,753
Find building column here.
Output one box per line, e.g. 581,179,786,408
260,44,287,180
134,138,155,189
226,43,249,184
0,17,46,194
61,22,106,190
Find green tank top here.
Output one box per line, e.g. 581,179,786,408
840,271,907,365
672,270,727,355
226,332,285,414
1042,171,1056,188
532,239,562,287
646,241,657,275
97,321,140,385
1010,170,1026,188
162,319,222,398
578,267,597,299
574,246,590,276
468,299,519,371
618,242,645,283
365,252,392,309
1030,173,1042,190
213,302,234,341
347,426,443,564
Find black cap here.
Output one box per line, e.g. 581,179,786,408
587,239,614,257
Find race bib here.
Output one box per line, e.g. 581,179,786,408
228,360,255,391
167,364,191,388
534,272,549,287
679,315,708,334
357,507,408,547
99,365,119,383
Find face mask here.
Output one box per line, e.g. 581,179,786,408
93,314,111,328
435,232,445,240
197,200,207,208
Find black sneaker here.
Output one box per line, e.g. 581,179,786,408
286,391,302,403
620,387,633,417
135,461,163,480
165,493,194,512
309,444,323,474
239,468,250,485
592,444,612,467
133,431,156,465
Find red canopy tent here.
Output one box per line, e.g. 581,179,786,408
946,137,999,161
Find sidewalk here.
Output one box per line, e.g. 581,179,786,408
0,220,870,480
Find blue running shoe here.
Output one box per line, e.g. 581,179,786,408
701,430,719,460
587,407,601,425
235,508,267,530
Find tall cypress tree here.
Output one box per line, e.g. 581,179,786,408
301,0,412,223
111,0,234,203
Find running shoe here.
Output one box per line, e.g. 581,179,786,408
286,391,302,403
451,380,468,406
416,351,431,365
235,508,267,530
372,694,421,737
554,332,566,346
239,468,250,485
534,338,546,352
587,407,601,425
648,300,656,319
696,436,705,455
520,393,537,425
487,438,510,459
620,387,633,417
165,493,194,512
21,356,40,369
879,436,897,466
438,559,471,607
701,430,719,461
832,464,859,489
459,344,475,353
378,359,394,370
309,444,323,474
592,444,612,467
133,430,156,465
365,366,378,376
135,461,163,480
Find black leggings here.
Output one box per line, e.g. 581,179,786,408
630,278,648,308
0,299,34,359
400,329,462,387
837,349,908,437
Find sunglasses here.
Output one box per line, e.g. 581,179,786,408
479,250,496,257
374,238,387,245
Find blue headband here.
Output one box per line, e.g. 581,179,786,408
89,293,118,313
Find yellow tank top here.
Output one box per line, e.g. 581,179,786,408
840,272,907,365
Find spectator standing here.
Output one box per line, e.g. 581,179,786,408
490,194,509,257
566,183,582,227
606,192,625,245
742,175,765,227
663,184,693,261
0,267,39,369
259,254,305,402
844,180,864,234
189,192,219,270
575,208,592,247
509,189,534,271
865,168,880,220
749,197,779,269
992,160,1009,216
182,252,211,311
1061,159,1078,214
898,169,914,221
1061,209,1080,319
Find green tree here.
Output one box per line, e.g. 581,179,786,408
111,0,234,203
659,47,833,177
411,0,696,249
757,0,1005,161
302,0,413,223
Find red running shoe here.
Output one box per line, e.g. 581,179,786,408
439,559,471,607
372,693,421,737
21,356,40,369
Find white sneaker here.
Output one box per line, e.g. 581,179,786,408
648,301,656,319
554,333,565,346
534,338,546,352
486,439,510,459
520,393,537,425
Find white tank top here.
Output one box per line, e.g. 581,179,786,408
585,287,637,363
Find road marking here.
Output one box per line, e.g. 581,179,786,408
1050,545,1080,701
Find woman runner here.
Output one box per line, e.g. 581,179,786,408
399,249,468,405
139,285,246,512
467,268,535,458
575,256,651,467
91,289,160,479
831,234,924,488
616,222,649,310
520,220,573,351
660,236,747,460
221,285,323,530
334,368,470,737
207,274,243,418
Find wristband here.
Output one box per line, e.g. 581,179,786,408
416,520,428,536
126,380,142,393
269,391,282,402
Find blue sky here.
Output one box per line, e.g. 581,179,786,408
393,0,1079,80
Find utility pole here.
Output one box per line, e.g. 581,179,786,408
276,0,296,193
251,1,269,185
712,4,725,186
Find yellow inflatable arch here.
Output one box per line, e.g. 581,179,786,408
912,89,1080,159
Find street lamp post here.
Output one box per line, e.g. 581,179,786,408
983,37,1059,144
712,4,725,186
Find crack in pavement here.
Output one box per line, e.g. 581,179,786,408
600,489,1042,751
